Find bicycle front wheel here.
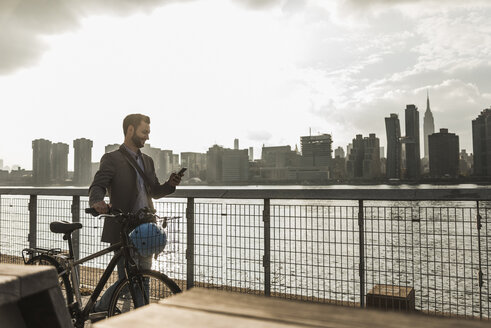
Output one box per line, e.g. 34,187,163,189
26,255,73,306
107,269,181,316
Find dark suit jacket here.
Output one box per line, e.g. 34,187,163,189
89,145,175,243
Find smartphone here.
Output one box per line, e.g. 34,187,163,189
177,167,187,176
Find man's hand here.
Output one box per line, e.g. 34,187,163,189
92,201,111,214
167,173,182,187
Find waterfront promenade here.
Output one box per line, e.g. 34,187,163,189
0,186,489,321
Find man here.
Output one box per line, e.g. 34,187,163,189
89,113,181,312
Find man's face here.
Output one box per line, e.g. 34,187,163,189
131,121,150,148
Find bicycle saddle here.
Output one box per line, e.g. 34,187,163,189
50,221,83,234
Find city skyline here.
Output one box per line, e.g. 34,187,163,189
2,0,491,170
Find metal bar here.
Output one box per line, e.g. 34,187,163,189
1,187,491,201
263,198,271,296
71,195,81,260
476,201,483,320
28,195,37,250
186,197,195,290
358,199,365,308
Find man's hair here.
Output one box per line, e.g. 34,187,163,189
123,114,150,136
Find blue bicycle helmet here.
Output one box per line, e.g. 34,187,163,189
129,222,167,257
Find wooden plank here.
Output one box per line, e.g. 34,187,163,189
159,288,490,328
93,303,309,328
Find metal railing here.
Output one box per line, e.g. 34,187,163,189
0,187,489,320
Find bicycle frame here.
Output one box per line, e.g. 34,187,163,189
64,242,122,317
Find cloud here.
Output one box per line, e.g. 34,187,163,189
247,130,273,142
0,0,186,74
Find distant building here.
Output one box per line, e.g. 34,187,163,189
158,150,178,180
404,104,421,179
363,134,381,179
206,145,248,183
331,156,346,180
347,134,381,179
206,145,223,183
346,143,353,159
261,146,300,168
142,144,163,175
385,113,402,179
429,129,459,177
259,145,301,181
0,159,3,170
105,144,120,153
472,108,491,176
379,146,384,159
91,162,100,181
51,142,69,184
334,146,345,159
459,149,472,176
181,152,207,180
234,139,239,150
223,149,249,182
32,139,52,186
347,135,364,178
73,138,93,186
300,134,332,168
423,91,435,159
248,147,254,161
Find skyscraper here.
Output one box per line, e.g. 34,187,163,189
222,149,249,182
234,139,239,150
346,134,381,179
300,134,332,167
73,138,93,186
51,142,69,184
206,145,223,183
346,135,364,178
404,104,421,179
362,134,381,179
32,139,52,186
248,147,254,161
334,146,345,158
472,108,491,176
385,114,402,179
429,129,459,177
423,91,435,159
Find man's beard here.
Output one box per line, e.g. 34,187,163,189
132,134,145,148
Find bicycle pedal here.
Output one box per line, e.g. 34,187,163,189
89,311,108,322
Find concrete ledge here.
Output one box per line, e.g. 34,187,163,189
0,263,73,328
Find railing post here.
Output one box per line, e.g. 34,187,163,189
28,195,37,250
71,196,81,260
476,201,483,320
263,198,271,296
358,199,365,308
186,197,195,290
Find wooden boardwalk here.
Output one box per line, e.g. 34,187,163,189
94,288,490,328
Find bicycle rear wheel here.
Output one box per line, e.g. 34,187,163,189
107,269,181,316
26,255,73,306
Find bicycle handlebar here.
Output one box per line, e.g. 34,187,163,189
84,207,159,225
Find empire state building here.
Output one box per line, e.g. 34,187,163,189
423,91,435,159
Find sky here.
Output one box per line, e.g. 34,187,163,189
1,0,491,171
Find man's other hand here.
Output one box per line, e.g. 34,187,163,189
93,201,110,214
167,173,181,187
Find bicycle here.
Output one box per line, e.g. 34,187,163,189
22,207,182,327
